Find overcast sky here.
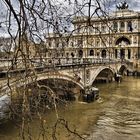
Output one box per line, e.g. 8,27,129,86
0,0,140,37
0,0,140,10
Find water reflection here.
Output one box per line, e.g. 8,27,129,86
0,95,10,123
87,77,140,140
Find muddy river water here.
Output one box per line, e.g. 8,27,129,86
0,76,140,140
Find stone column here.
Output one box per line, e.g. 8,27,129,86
131,36,134,46
118,21,120,32
118,49,120,59
125,21,128,32
110,48,113,59
131,49,134,60
99,39,101,48
125,49,128,59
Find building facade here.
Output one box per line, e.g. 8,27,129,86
45,2,140,64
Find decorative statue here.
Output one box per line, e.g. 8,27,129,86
116,1,129,10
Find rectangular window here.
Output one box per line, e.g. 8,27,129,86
115,49,117,59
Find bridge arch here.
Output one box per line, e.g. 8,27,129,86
37,73,85,90
0,72,85,96
118,64,127,75
89,66,115,85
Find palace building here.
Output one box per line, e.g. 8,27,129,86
45,2,140,64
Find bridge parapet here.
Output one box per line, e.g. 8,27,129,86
0,58,121,70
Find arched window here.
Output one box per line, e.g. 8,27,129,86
101,49,106,58
120,49,125,59
97,52,100,57
128,21,133,32
115,37,130,46
71,42,74,47
71,52,75,57
79,50,83,57
89,50,94,56
120,22,125,32
66,52,69,58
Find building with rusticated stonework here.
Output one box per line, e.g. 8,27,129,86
45,2,140,64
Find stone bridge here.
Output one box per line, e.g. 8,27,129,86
0,58,134,97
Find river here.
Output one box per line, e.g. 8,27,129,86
0,76,140,140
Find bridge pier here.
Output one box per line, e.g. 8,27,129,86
79,87,99,103
114,73,122,83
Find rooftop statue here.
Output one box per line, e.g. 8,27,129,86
116,1,129,10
